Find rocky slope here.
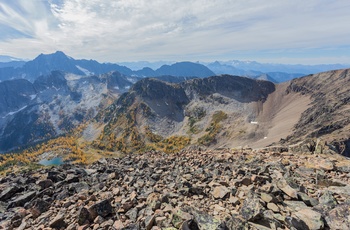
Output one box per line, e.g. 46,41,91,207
283,69,350,155
89,75,276,153
1,148,350,229
86,69,350,156
0,71,137,153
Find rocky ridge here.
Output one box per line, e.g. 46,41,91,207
90,75,276,153
284,69,350,155
1,148,350,229
87,69,350,156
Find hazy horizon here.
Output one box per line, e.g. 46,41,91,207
1,1,350,65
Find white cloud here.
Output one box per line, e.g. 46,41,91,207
0,0,350,64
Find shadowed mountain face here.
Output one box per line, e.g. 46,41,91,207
0,79,36,116
181,75,275,102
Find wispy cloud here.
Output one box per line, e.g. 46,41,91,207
0,0,350,64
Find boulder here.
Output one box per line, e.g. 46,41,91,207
293,208,324,230
126,207,138,222
37,179,54,190
325,203,350,229
211,186,230,199
77,207,91,225
276,179,298,199
0,185,22,201
240,194,264,221
8,191,36,208
49,213,66,229
145,215,155,230
30,198,50,218
184,206,222,230
88,199,113,219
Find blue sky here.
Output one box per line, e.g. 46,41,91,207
1,0,350,64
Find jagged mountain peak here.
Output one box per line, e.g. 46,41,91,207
33,51,72,63
22,52,84,80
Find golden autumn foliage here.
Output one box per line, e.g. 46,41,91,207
0,135,88,175
198,111,227,146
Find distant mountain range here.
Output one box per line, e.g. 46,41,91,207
204,61,350,82
219,60,349,74
0,51,215,82
2,51,350,83
0,55,25,62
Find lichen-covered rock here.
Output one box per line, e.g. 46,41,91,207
183,206,222,230
325,203,350,229
240,193,265,221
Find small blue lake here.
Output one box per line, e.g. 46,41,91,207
39,157,64,166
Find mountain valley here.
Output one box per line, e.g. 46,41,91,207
0,51,350,156
0,52,350,229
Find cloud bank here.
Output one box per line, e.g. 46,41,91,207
1,0,350,64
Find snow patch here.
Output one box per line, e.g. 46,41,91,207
2,106,27,118
125,86,130,89
30,94,37,100
250,121,258,124
76,65,93,76
114,86,120,90
65,73,83,81
127,77,137,83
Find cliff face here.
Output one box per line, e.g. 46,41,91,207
0,79,36,117
88,69,350,155
90,75,279,153
285,69,350,146
181,75,275,102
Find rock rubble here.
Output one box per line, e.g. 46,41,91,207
1,148,350,229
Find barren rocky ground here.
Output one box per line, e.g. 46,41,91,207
1,148,350,230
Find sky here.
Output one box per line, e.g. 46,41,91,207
1,0,350,64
